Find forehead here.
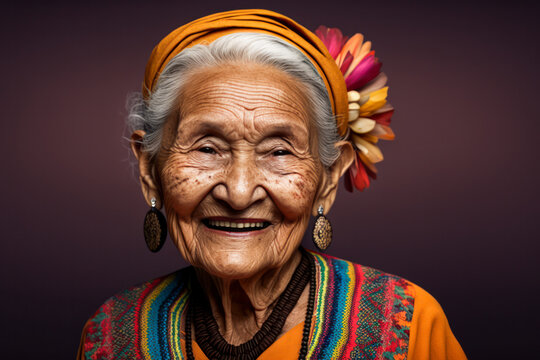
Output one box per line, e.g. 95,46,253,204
177,63,311,127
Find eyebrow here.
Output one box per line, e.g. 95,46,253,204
177,116,227,141
178,114,308,145
260,124,301,144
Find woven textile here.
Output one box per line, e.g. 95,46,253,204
81,250,415,359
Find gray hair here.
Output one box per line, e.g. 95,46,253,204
127,33,340,167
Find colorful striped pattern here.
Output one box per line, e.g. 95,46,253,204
81,250,415,359
306,252,415,359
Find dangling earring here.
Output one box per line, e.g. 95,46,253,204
143,197,167,252
312,205,332,250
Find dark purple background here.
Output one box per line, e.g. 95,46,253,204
1,1,538,358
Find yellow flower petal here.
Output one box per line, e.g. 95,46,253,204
349,118,376,134
359,87,388,116
358,152,378,174
362,133,379,143
352,134,384,163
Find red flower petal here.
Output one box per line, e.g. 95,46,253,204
340,52,354,75
371,110,394,126
354,161,370,191
348,153,370,191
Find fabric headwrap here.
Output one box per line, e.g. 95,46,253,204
143,9,349,136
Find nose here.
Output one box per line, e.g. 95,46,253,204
212,155,266,210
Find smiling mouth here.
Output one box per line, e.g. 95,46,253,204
203,218,271,232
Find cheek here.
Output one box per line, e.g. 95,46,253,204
159,155,221,218
263,159,321,219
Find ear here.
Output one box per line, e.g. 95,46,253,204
131,130,162,208
313,141,355,216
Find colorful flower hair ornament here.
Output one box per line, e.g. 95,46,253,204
316,26,395,192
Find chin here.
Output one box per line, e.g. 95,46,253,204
194,249,277,280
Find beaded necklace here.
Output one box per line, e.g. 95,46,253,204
186,249,316,360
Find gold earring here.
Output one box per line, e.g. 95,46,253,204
143,197,167,252
312,205,332,250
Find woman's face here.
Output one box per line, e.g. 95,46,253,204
154,64,325,279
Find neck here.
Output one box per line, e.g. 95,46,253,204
193,248,308,345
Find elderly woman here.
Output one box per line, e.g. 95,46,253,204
78,10,466,360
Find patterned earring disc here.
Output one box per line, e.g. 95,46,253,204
313,206,332,250
143,199,167,252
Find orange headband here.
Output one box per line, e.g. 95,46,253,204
143,9,349,136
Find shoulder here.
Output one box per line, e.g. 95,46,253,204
406,283,467,359
309,251,467,360
78,267,192,360
308,250,466,359
307,250,416,359
87,266,192,323
309,249,416,307
408,282,446,322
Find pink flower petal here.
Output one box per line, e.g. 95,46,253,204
315,26,347,59
345,54,382,91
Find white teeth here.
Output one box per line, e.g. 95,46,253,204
207,220,266,229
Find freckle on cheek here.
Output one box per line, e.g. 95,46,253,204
174,176,189,185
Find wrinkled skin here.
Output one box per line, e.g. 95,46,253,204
132,63,354,344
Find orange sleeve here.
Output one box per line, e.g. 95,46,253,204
408,283,467,360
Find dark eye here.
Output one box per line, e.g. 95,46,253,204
272,149,291,156
199,146,216,154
